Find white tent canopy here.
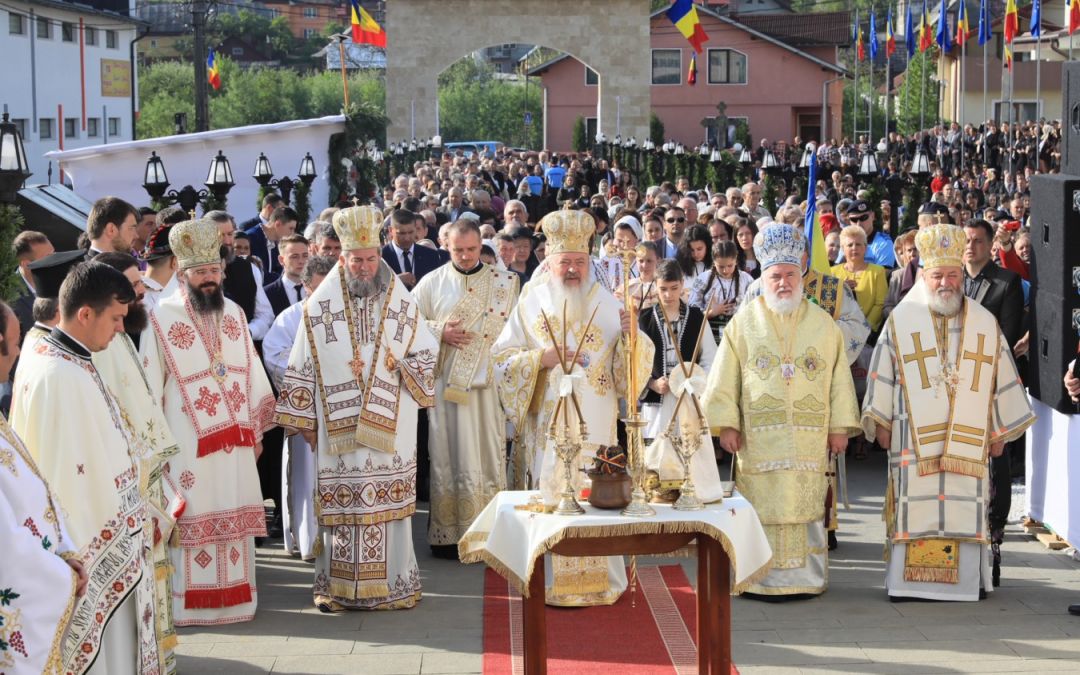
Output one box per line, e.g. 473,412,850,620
45,115,347,223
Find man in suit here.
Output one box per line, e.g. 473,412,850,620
85,196,139,259
381,209,442,290
437,187,466,223
11,231,54,341
245,205,298,284
239,193,284,233
263,234,310,317
963,218,1025,588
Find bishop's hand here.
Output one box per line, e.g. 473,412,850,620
874,423,892,450
619,308,631,334
989,441,1005,458
68,557,88,597
827,433,848,457
718,428,742,455
540,347,583,370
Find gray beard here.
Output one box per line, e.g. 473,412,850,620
763,281,804,316
345,269,385,299
927,286,963,317
549,277,591,327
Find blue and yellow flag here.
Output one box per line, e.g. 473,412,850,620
804,152,829,274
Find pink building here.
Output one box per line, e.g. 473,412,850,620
528,6,850,152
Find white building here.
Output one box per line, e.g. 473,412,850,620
1,0,139,185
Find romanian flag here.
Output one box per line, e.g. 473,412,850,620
856,23,866,61
687,53,697,85
1071,0,1080,35
919,0,933,52
803,151,829,274
667,0,709,53
207,49,221,90
351,0,386,48
885,7,896,57
1004,0,1019,43
1004,43,1014,70
955,1,970,46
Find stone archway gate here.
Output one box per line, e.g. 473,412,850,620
385,0,651,145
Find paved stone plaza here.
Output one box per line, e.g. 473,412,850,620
176,452,1080,674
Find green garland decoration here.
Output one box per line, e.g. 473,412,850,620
901,181,924,234
327,101,389,206
0,205,25,302
256,184,275,213
202,194,227,214
293,180,311,225
761,173,778,217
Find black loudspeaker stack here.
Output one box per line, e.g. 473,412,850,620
1028,179,1080,414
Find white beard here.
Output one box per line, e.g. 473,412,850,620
926,285,963,317
549,277,592,327
763,280,804,316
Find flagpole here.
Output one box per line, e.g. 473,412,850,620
960,36,966,172
1036,35,1042,121
885,54,891,143
921,50,927,131
337,36,350,109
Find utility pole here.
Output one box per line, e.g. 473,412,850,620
192,0,210,132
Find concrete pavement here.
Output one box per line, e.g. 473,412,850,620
175,450,1080,674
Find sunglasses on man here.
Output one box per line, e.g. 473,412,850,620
848,214,870,223
666,217,686,223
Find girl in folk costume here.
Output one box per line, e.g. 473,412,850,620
597,215,642,290
690,240,754,344
675,224,712,278
639,260,724,503
614,240,659,310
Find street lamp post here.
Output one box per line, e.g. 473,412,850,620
252,152,317,205
0,112,32,204
142,149,234,215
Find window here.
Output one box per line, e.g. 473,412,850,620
9,13,25,35
87,117,99,137
149,38,157,48
106,29,116,48
303,28,318,38
708,49,747,84
232,46,244,55
36,16,50,39
84,26,97,45
269,9,281,18
651,49,681,85
303,7,318,18
585,118,597,145
64,118,78,139
39,118,54,140
108,117,120,137
62,21,74,42
12,119,28,139
585,66,598,86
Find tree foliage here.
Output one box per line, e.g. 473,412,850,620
896,49,942,136
436,59,542,148
572,116,587,152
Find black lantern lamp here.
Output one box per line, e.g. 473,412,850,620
910,149,931,184
142,150,233,215
799,145,815,174
761,149,780,175
252,151,312,205
0,112,32,203
738,146,752,166
858,152,880,180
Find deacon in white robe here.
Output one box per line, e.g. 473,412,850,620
275,205,438,612
412,220,518,554
262,256,335,560
0,302,84,675
492,210,653,607
12,262,162,674
141,218,276,626
861,225,1036,601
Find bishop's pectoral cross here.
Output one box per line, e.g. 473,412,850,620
902,332,937,390
962,333,994,393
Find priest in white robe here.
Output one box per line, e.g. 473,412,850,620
492,209,653,607
412,220,518,557
862,224,1036,601
262,255,335,560
275,205,438,612
0,301,86,675
12,262,162,673
141,218,276,626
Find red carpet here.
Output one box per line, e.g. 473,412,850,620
482,564,738,674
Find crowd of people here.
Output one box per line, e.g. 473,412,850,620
1,121,1074,674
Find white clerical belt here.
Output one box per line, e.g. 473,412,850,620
889,297,1000,478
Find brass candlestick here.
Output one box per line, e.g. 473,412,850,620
618,247,655,518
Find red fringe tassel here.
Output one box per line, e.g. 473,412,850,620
184,582,253,609
196,425,257,458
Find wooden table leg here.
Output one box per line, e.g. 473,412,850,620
523,559,547,675
711,538,732,675
697,536,712,674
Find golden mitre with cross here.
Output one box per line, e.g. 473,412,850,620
540,209,596,256
333,204,383,251
169,217,223,270
915,223,967,269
